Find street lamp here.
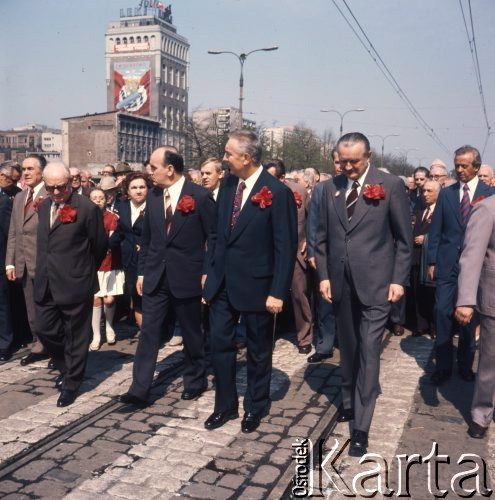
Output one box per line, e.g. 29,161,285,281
369,134,400,169
320,108,365,136
207,46,278,122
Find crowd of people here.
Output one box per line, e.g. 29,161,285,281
0,129,494,456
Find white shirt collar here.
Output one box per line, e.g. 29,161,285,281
346,163,371,194
460,176,479,201
130,200,146,225
212,186,219,202
164,175,186,213
238,165,264,209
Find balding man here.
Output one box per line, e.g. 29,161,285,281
34,162,107,406
119,146,214,408
478,164,494,186
430,161,449,188
69,167,90,197
200,157,224,201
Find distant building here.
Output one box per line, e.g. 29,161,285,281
263,126,295,156
105,4,189,152
192,107,243,134
61,111,160,174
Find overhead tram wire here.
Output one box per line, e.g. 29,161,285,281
459,0,492,154
330,0,451,156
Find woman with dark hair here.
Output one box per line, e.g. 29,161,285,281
111,172,152,331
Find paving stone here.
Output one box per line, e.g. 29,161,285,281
73,447,98,460
181,483,234,499
69,426,106,444
2,494,31,500
108,482,159,499
0,480,24,494
91,438,129,453
44,442,82,459
286,424,311,438
12,459,54,481
217,473,245,489
45,467,81,482
216,448,243,460
94,418,118,428
119,419,152,432
259,433,282,444
213,459,252,475
105,429,130,441
240,486,269,499
192,469,220,484
269,448,293,466
124,431,150,444
251,464,281,486
231,439,273,455
143,474,183,492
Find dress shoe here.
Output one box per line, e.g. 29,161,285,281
57,389,77,407
307,352,333,364
204,409,239,430
118,393,148,408
392,324,404,336
337,408,354,423
54,374,64,390
298,345,312,355
460,369,475,382
47,359,56,370
467,421,488,439
20,352,48,366
349,430,368,457
0,349,11,362
181,385,207,401
241,412,264,433
430,370,452,385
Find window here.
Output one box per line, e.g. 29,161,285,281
116,38,121,45
129,36,134,44
137,36,141,43
144,35,149,42
123,37,127,44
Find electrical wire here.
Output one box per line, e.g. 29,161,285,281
331,0,451,156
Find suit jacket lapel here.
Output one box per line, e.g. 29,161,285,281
50,192,77,233
348,167,380,232
167,180,191,243
331,175,348,230
445,183,462,226
223,180,238,240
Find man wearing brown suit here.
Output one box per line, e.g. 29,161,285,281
6,154,49,364
266,159,313,353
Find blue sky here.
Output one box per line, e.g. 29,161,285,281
1,0,494,165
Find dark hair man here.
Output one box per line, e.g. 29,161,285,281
315,132,412,456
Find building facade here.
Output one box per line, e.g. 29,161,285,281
105,4,189,153
62,111,161,174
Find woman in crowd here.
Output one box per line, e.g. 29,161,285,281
111,172,151,332
89,188,124,350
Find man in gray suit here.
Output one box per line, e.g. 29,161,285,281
315,132,412,456
6,154,48,365
455,196,495,439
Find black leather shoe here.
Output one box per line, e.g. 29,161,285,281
298,345,312,355
57,389,77,407
241,412,264,433
349,430,368,457
430,370,452,385
47,359,57,370
0,349,11,362
468,421,488,439
181,385,207,401
460,369,475,382
54,374,64,391
118,393,148,408
392,324,405,336
20,352,48,366
307,352,333,363
204,409,239,430
337,408,354,423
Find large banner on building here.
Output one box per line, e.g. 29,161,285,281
114,61,151,116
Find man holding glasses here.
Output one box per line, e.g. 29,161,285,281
34,162,107,406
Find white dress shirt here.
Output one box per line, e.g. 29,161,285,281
26,182,44,205
345,163,371,199
165,175,186,214
459,176,479,202
212,187,219,202
239,165,264,209
130,201,146,226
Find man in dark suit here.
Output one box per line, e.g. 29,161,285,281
69,168,91,197
119,147,215,407
203,130,298,433
0,189,13,361
6,154,49,364
35,162,107,406
427,145,495,385
409,166,429,214
315,132,412,456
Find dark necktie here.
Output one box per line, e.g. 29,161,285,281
24,188,34,218
460,184,471,225
50,203,59,227
422,206,430,222
164,189,173,234
230,181,246,230
346,181,359,221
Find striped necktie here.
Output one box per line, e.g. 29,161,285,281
460,184,471,225
346,181,359,221
164,189,173,234
230,181,246,230
24,188,34,218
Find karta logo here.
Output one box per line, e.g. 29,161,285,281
292,439,492,497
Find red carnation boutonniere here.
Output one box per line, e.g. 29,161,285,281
293,191,302,208
251,186,273,209
363,184,386,200
58,205,77,223
471,195,485,207
176,195,195,213
32,196,44,212
140,209,145,217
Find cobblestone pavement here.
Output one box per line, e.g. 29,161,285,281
0,325,493,499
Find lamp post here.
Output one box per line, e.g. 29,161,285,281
369,134,400,169
207,46,278,122
320,108,365,136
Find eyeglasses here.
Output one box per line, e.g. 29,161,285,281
45,183,69,192
431,175,446,180
70,175,81,180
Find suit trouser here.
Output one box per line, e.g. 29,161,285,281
434,278,476,373
36,287,92,391
0,273,13,350
334,269,390,433
410,265,435,333
22,271,45,353
389,296,406,325
129,271,205,400
291,260,313,347
209,286,274,415
472,313,495,427
314,296,336,355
